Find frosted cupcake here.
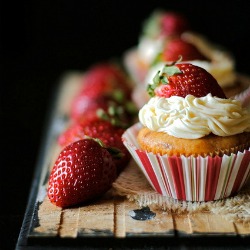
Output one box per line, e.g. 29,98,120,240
122,62,250,202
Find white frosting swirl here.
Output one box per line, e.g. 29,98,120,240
139,94,250,139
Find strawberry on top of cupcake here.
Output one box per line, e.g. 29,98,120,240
146,60,225,99
141,9,189,39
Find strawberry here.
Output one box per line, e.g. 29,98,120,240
147,63,226,98
70,94,135,128
160,38,208,62
70,62,138,126
79,63,132,99
58,123,86,147
70,94,110,123
47,139,117,208
160,12,190,37
143,11,189,39
58,120,131,174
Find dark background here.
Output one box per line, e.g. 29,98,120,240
1,1,250,249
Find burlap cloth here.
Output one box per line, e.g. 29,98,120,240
112,159,250,224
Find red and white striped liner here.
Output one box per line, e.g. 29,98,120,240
122,123,250,202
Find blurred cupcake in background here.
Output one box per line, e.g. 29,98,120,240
124,9,190,86
123,9,239,108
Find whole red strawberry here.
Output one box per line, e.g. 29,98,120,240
147,63,226,98
143,11,189,39
160,12,189,37
70,94,135,127
79,63,132,99
161,38,208,62
58,120,131,174
70,94,110,123
47,139,117,208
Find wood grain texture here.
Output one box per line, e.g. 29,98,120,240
32,193,250,239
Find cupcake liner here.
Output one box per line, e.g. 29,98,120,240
122,123,250,202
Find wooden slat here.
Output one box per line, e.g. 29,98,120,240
173,213,192,234
234,222,250,235
59,207,80,238
77,196,115,237
114,197,126,238
33,196,62,236
124,201,175,236
188,213,236,235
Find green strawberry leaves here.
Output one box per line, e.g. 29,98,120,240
147,64,182,97
162,64,182,76
85,136,124,159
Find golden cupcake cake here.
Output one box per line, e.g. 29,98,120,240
122,62,250,202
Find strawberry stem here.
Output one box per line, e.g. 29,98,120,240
106,147,125,159
85,137,124,159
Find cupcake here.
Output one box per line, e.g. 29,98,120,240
122,62,250,202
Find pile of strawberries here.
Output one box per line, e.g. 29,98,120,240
47,63,137,208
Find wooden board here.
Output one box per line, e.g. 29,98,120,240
16,72,250,249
